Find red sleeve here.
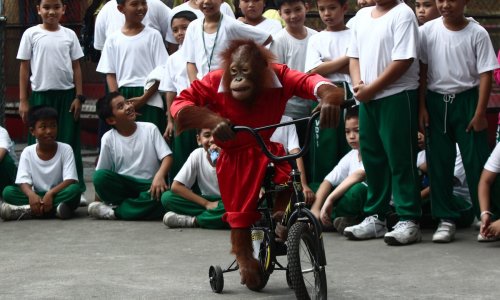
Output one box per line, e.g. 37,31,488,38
170,70,223,118
273,63,330,101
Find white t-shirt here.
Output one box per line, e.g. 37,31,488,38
324,149,364,187
484,142,500,173
144,64,166,109
159,47,190,94
97,122,172,180
255,18,283,35
419,17,500,94
305,29,352,84
417,146,470,201
0,126,17,163
17,25,83,92
16,142,78,193
346,3,419,100
174,147,220,196
270,116,300,152
270,27,318,118
97,26,169,88
93,0,173,50
183,15,270,77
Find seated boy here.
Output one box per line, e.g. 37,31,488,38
161,128,227,229
478,142,500,242
310,106,366,234
1,106,80,220
89,92,173,220
0,126,17,195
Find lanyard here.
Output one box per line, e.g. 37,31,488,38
202,13,223,73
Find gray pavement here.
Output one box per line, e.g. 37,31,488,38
1,148,500,299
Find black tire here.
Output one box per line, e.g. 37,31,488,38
287,222,327,300
209,265,224,293
248,230,272,291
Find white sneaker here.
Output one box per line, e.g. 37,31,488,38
56,202,73,220
163,212,196,228
477,233,500,242
0,203,32,221
79,194,89,207
88,202,116,220
384,220,421,246
343,215,387,240
432,220,456,243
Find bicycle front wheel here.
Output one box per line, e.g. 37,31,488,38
287,222,327,300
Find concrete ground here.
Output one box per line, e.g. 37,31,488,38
1,148,500,299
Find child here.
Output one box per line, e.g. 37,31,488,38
183,0,272,82
0,126,17,195
161,128,227,229
344,0,422,245
17,0,86,203
419,0,499,242
1,106,80,221
160,11,199,178
270,0,318,121
478,142,500,242
310,106,366,234
238,0,282,35
345,0,375,29
96,0,169,133
414,0,440,26
304,0,352,187
88,92,173,220
171,0,235,20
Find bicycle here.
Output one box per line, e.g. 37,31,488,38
208,105,350,299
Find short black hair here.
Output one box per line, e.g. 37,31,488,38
171,11,198,26
345,105,359,121
28,105,58,128
276,0,306,9
97,91,122,121
37,0,65,4
317,0,347,5
116,0,127,4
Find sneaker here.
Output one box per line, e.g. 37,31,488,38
477,233,500,242
343,215,387,240
163,212,196,228
432,220,456,243
56,202,73,220
79,194,88,207
88,202,116,220
384,220,421,246
0,203,32,221
333,216,359,235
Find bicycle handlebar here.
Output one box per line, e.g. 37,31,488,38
232,100,356,163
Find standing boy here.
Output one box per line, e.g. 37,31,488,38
238,0,282,35
1,106,80,220
414,0,440,26
88,92,173,220
419,0,499,242
183,0,272,82
344,0,422,246
96,0,169,133
17,0,86,203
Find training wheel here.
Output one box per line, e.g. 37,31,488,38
209,265,224,293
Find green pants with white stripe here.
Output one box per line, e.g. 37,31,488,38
330,182,367,220
359,90,421,221
29,89,85,193
93,169,166,220
161,191,228,229
425,88,490,219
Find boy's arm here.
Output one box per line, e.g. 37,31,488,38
19,183,43,216
150,155,173,201
106,73,119,92
70,60,83,121
418,62,429,132
19,60,31,123
478,169,496,237
187,63,198,84
128,81,160,110
171,181,219,210
163,91,176,141
310,56,350,77
0,148,7,162
349,58,361,89
466,71,491,133
290,150,314,205
42,179,77,213
310,180,333,220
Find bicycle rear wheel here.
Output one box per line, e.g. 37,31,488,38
287,222,327,300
